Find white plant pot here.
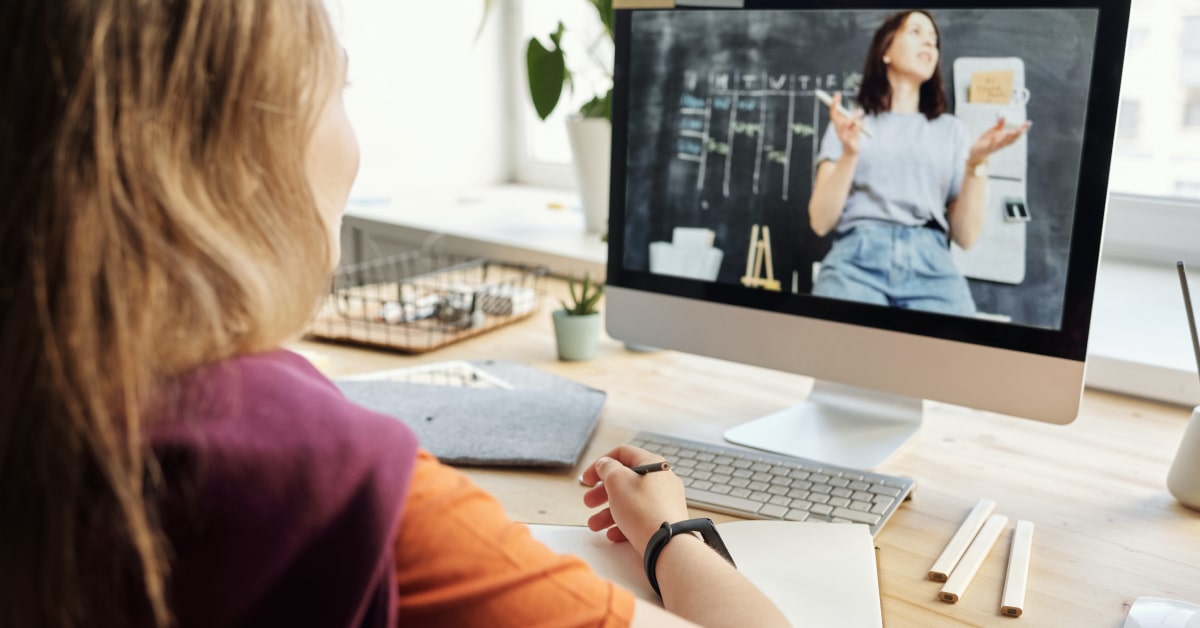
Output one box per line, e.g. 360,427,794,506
565,115,611,235
552,310,602,361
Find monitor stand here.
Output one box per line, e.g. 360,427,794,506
723,380,923,470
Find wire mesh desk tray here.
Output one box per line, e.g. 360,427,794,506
307,251,547,353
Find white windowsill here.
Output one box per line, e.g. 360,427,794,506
343,185,607,280
343,184,1200,409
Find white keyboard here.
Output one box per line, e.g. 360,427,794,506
627,431,915,536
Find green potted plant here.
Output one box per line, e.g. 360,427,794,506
553,273,605,361
482,0,614,235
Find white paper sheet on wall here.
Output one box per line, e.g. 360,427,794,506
951,57,1029,286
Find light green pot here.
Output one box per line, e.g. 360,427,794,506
552,310,602,361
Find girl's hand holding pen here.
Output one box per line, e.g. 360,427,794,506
581,444,689,555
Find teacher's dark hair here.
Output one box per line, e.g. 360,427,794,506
857,10,947,120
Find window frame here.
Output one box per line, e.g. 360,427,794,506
1105,193,1200,266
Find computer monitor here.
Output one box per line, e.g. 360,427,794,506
605,1,1129,469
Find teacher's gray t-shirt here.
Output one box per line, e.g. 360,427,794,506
816,112,971,233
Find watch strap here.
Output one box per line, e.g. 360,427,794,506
643,518,737,597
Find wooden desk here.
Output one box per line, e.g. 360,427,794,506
296,283,1200,627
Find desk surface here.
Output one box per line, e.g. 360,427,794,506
296,280,1200,627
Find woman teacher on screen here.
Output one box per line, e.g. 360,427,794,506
808,10,1030,316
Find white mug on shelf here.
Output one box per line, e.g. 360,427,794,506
1167,406,1200,511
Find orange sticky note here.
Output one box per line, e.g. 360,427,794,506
968,70,1014,105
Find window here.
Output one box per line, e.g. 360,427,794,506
1102,2,1200,266
1176,180,1200,195
1118,100,1141,139
1186,88,1200,128
1184,17,1200,86
1126,26,1149,49
516,0,613,187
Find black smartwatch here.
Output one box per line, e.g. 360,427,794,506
643,518,736,597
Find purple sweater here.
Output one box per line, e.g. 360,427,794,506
147,350,418,628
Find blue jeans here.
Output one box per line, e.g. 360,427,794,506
812,222,976,317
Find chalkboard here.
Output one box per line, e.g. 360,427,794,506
620,8,1098,329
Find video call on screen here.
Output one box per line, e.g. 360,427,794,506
620,8,1099,331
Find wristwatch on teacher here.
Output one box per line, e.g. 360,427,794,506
968,159,989,178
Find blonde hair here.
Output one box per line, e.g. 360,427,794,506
0,1,339,625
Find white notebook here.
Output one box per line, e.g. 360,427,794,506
528,520,883,627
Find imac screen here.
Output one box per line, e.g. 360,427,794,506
619,7,1101,332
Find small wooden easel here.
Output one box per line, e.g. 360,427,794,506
740,224,781,291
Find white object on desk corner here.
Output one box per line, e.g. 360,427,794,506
527,520,882,627
1123,596,1200,628
1167,406,1200,511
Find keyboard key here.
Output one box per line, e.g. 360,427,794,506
759,504,788,518
784,509,810,522
831,507,882,526
686,488,763,514
787,488,810,500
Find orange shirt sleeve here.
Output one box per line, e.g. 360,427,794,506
393,449,636,627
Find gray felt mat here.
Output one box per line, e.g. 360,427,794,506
335,360,606,467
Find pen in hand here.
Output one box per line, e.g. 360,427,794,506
631,461,671,475
577,459,671,486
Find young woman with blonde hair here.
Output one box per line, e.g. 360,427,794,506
0,2,786,626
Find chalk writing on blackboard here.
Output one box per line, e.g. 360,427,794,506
675,69,863,201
